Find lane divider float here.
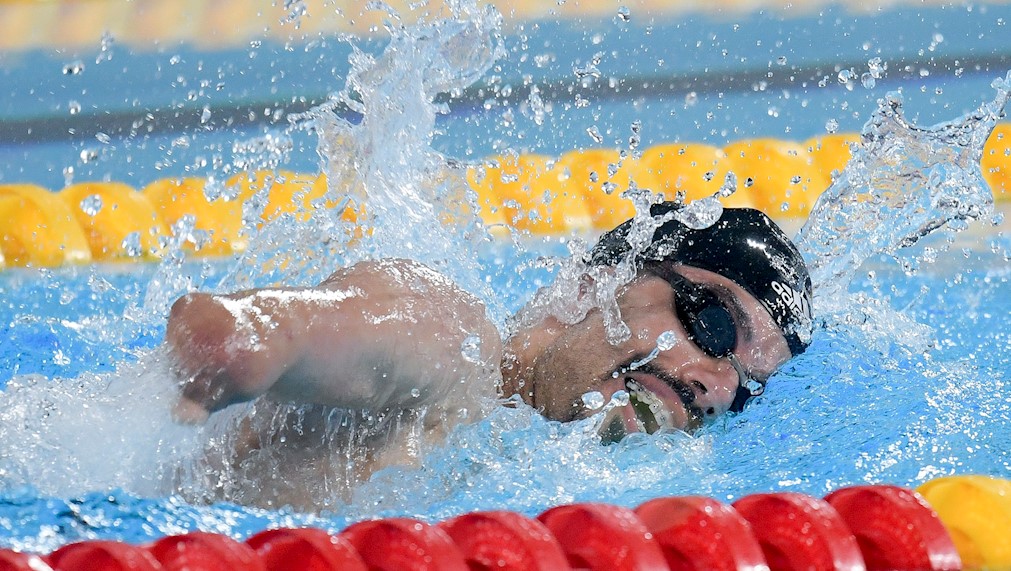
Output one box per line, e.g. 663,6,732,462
3,477,1010,570
2,125,1009,270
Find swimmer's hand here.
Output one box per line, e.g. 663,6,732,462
165,259,501,424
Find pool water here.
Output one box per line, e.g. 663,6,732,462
2,0,1011,553
0,229,1008,551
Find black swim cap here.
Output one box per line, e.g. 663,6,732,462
588,204,814,356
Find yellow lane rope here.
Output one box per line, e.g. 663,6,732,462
917,476,1011,569
1,127,1008,269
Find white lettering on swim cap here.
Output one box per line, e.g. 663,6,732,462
771,280,812,321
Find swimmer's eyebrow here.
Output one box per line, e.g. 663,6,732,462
710,283,755,344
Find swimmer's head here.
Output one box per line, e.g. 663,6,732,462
588,204,814,356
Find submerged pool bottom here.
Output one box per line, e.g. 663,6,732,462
2,475,1004,571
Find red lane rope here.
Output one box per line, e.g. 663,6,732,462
1,485,966,571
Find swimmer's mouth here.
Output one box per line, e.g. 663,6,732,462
599,378,678,444
627,378,675,433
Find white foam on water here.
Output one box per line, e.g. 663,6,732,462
0,351,203,497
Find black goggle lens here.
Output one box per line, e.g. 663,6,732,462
658,268,737,358
688,302,737,358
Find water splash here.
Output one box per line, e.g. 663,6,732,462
304,0,502,291
0,0,508,511
797,72,1011,307
344,403,715,522
0,354,202,498
509,180,668,345
170,0,508,509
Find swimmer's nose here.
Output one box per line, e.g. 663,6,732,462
683,360,741,416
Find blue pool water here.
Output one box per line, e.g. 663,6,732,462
1,233,1008,551
2,0,1011,553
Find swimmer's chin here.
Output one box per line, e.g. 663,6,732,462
172,397,210,425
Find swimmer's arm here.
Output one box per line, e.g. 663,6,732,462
165,258,502,423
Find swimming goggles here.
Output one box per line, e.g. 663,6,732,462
643,262,767,414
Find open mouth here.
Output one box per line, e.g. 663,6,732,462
625,378,675,433
598,376,686,443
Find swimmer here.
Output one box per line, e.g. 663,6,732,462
166,204,812,509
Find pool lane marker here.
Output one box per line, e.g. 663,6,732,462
1,126,1009,270
0,481,994,571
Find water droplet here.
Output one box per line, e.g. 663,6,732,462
68,101,81,115
96,32,115,64
581,391,605,410
586,126,604,144
684,91,698,106
121,232,143,257
867,56,886,78
677,197,724,229
410,388,421,398
88,274,112,293
776,55,787,65
281,0,308,26
527,85,546,126
611,390,630,407
79,194,103,216
744,177,754,187
53,350,71,366
825,119,839,133
656,330,677,351
861,73,876,89
616,6,631,22
79,148,99,163
95,132,111,144
790,175,802,184
460,334,482,363
62,60,85,75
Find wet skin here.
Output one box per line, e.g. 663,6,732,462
167,259,793,509
502,264,793,434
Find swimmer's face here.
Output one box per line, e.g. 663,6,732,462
514,265,792,434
